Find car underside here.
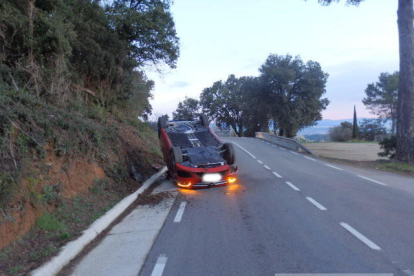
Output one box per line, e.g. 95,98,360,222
158,115,238,188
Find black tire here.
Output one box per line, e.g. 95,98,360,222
158,116,167,137
200,114,209,127
221,142,236,165
171,146,183,164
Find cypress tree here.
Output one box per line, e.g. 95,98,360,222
352,105,359,139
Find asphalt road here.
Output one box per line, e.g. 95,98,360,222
140,137,414,276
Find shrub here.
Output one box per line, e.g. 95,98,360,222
329,125,352,142
379,135,396,159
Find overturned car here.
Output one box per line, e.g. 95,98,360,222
158,114,238,188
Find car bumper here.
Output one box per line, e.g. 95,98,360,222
173,164,238,189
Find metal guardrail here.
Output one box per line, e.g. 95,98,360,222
255,132,318,157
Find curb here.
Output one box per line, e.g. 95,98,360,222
31,167,168,276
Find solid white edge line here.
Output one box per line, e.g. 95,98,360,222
304,156,317,161
257,160,263,164
306,197,327,211
151,255,168,276
264,165,271,170
325,164,343,171
340,222,381,250
173,202,187,223
231,142,257,159
273,172,283,178
285,181,300,191
357,175,387,186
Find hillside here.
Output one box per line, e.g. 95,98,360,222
0,0,178,274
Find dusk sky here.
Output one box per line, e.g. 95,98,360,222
146,0,398,120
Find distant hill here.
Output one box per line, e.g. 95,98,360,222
298,118,390,135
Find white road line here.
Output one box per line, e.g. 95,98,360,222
325,164,343,171
280,148,286,151
273,172,282,178
173,202,187,223
304,156,317,161
285,181,300,191
257,160,263,164
357,175,387,186
231,142,257,159
404,269,414,276
264,165,271,170
290,151,299,155
306,197,327,210
340,222,381,250
151,255,168,276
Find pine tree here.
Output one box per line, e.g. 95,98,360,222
352,105,359,139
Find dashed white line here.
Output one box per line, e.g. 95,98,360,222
264,165,271,170
231,142,257,159
173,202,187,223
304,156,317,161
306,197,327,210
280,148,286,151
325,164,343,171
273,171,283,178
285,181,300,191
290,151,299,155
340,222,381,250
257,160,263,164
357,175,387,186
151,255,168,276
404,269,414,276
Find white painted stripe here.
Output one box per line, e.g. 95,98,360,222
357,175,387,186
290,151,299,155
325,164,343,171
173,202,187,223
151,255,168,276
280,148,286,151
404,269,414,276
304,156,317,161
273,172,282,178
340,222,381,250
285,181,300,191
231,142,257,159
257,160,263,164
306,197,327,210
264,165,271,170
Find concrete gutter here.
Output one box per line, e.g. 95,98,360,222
255,132,318,157
31,167,168,276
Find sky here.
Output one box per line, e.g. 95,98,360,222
146,0,399,120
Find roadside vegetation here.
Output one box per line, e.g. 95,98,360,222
0,0,178,274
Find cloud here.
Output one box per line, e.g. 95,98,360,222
169,81,190,88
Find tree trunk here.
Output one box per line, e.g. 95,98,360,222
396,0,414,164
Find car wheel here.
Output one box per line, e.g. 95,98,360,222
200,114,209,127
171,146,183,164
158,116,167,137
221,142,235,165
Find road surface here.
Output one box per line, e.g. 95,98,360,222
67,137,414,276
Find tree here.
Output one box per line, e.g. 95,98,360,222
200,75,246,136
362,72,399,135
259,54,330,138
329,122,352,141
352,105,359,139
314,0,414,163
172,97,200,120
358,119,387,141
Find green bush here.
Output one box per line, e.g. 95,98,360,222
36,212,64,232
379,135,396,159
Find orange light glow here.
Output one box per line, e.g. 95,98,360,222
177,182,192,188
228,177,237,184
